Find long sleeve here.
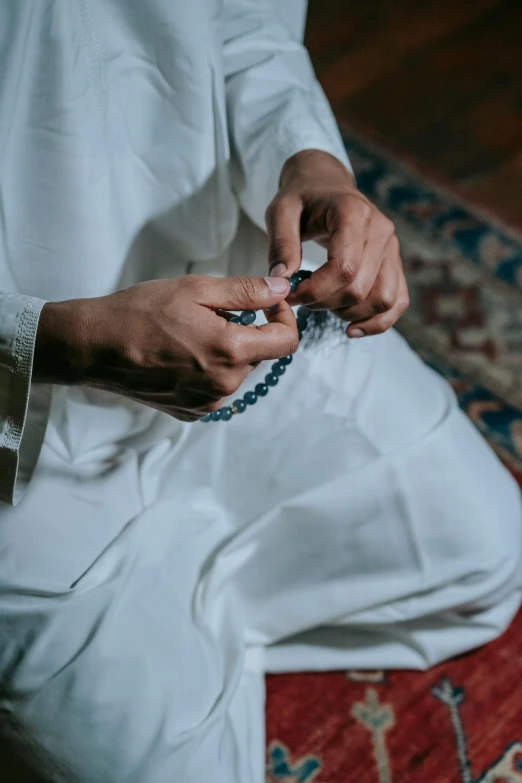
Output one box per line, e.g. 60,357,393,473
223,0,353,230
0,293,52,505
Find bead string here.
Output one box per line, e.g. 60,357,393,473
201,270,311,422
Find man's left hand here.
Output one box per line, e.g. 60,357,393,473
265,149,409,337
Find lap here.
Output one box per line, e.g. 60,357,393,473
1,328,519,642
0,328,520,780
140,328,522,645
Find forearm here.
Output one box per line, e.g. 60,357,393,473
33,299,94,385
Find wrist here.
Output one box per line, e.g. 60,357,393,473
279,149,354,190
33,299,96,385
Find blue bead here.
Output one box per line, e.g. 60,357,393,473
296,269,312,283
230,316,242,324
221,407,233,421
244,391,257,405
232,399,247,413
211,410,223,421
297,318,308,332
255,383,269,397
288,273,299,293
280,355,293,365
240,310,256,325
297,306,311,320
272,362,286,376
201,414,212,422
265,373,279,387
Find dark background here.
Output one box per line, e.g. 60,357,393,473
305,0,522,226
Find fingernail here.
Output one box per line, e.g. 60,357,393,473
265,276,289,293
270,263,287,277
350,328,365,338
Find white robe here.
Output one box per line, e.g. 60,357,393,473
0,2,520,781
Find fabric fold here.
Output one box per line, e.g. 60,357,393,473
223,0,353,231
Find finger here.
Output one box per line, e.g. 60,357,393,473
196,275,290,311
163,409,201,423
138,390,250,424
292,196,371,307
131,387,223,409
332,261,399,323
296,235,388,313
134,399,206,422
346,282,409,337
291,225,365,309
215,309,236,321
163,400,229,423
345,307,400,337
234,299,299,363
262,297,295,325
291,204,394,312
265,195,303,278
337,232,396,310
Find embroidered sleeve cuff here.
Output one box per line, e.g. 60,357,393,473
0,294,52,505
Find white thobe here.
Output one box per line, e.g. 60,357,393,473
0,2,520,782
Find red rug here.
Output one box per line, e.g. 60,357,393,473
265,132,522,783
266,607,522,782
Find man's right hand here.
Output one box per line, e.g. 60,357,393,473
34,275,296,421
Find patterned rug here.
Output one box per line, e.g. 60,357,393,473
265,129,522,782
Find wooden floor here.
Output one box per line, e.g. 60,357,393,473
305,0,522,228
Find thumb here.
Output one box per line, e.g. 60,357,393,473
201,275,290,311
265,195,303,278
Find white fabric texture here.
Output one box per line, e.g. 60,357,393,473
0,0,351,507
0,2,521,782
0,330,521,783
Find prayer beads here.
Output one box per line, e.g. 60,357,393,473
201,271,311,422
